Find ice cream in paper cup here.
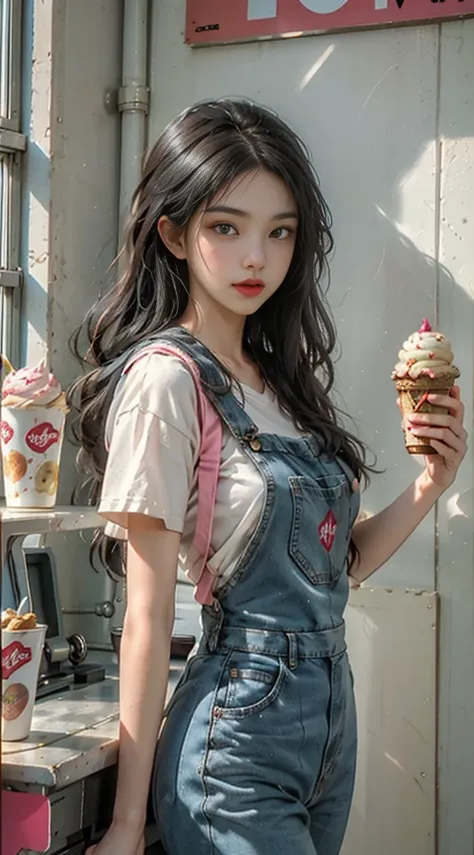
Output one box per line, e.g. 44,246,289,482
1,358,68,507
2,608,46,741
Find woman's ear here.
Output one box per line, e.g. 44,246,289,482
157,216,187,260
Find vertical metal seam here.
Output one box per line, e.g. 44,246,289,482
433,24,443,855
433,26,442,593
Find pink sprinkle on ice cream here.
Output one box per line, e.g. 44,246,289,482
2,358,63,407
392,319,458,383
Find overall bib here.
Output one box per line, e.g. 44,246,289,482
149,329,360,855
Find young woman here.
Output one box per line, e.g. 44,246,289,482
72,99,467,855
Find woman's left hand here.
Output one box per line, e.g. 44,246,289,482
403,386,468,491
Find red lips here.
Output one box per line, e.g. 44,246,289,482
232,279,265,298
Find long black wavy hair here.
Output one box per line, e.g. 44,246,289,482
69,98,373,575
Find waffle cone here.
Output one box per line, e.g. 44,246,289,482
395,376,455,455
394,372,458,393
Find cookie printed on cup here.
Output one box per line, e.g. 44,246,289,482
2,683,29,721
3,449,28,483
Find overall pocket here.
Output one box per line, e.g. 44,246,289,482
288,472,352,586
213,651,286,719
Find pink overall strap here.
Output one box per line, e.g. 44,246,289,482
123,343,222,605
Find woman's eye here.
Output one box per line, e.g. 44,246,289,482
271,226,293,239
214,223,237,236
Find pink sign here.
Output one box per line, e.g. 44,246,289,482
1,791,50,855
185,0,473,46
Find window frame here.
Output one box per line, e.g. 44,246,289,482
0,0,25,369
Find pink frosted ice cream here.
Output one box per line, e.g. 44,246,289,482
391,318,460,385
392,318,460,456
2,358,67,410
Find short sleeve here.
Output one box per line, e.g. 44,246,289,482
98,352,200,536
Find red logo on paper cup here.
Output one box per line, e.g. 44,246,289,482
0,420,14,444
318,510,337,553
25,422,60,453
2,641,33,680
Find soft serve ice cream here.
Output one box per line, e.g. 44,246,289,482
1,358,68,507
392,319,460,456
2,359,67,409
392,318,459,385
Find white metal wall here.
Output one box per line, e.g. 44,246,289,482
20,0,124,642
344,588,438,855
436,29,474,854
18,2,473,852
148,12,459,592
147,5,474,852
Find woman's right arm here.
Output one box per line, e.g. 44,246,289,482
88,514,181,855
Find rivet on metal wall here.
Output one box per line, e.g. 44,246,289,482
104,89,118,115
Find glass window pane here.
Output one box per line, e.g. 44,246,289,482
0,0,22,365
0,0,11,119
0,153,6,357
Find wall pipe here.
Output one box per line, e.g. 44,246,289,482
117,0,149,246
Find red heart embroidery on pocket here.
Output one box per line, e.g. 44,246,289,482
318,510,337,552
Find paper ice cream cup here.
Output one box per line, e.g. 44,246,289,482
0,405,65,507
2,625,46,741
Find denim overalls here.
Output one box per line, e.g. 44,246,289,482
150,329,360,855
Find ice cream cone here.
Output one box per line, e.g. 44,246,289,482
396,377,454,455
392,320,459,457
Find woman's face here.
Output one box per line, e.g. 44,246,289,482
161,169,298,318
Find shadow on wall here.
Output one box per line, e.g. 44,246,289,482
247,23,474,598
145,15,473,586
278,24,472,854
281,27,473,459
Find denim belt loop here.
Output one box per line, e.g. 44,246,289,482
286,632,298,670
205,601,224,653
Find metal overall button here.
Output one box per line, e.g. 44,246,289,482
242,429,261,452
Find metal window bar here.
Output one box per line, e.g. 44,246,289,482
0,0,24,370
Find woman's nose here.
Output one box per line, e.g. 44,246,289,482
242,237,266,271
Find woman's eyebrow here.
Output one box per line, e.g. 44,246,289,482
205,204,298,220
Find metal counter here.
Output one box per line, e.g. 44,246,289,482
0,505,104,566
0,507,186,851
2,656,185,790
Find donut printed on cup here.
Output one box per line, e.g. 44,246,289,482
35,461,59,495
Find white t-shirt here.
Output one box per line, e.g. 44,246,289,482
99,352,304,589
